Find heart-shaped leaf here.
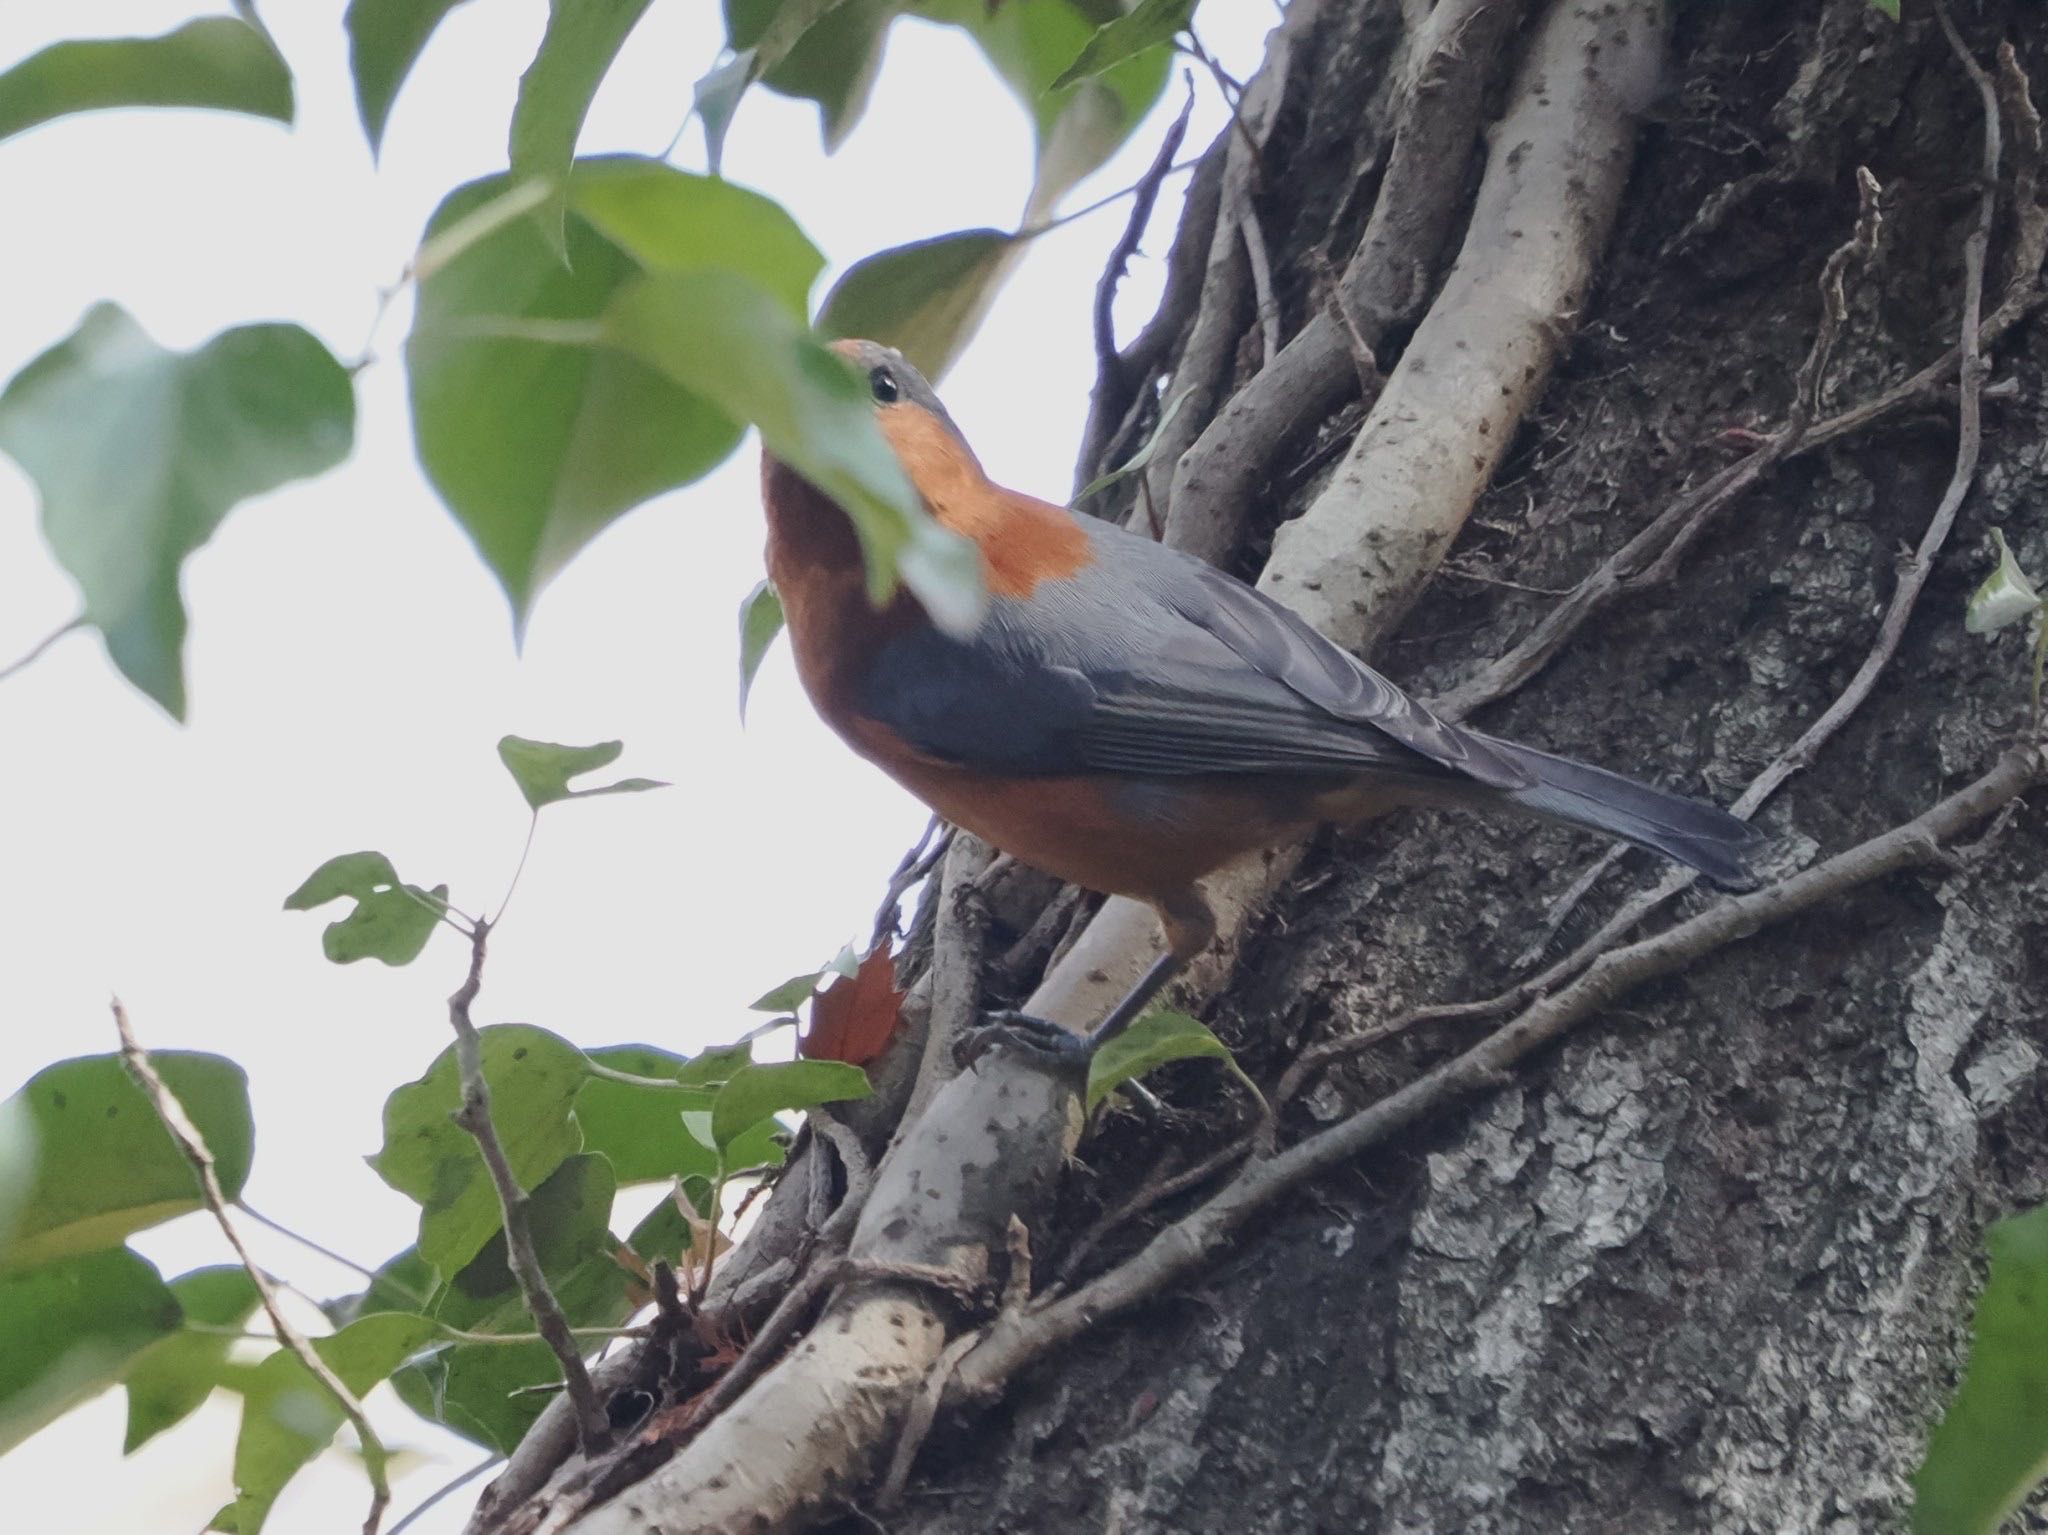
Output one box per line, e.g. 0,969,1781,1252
406,157,823,634
0,306,353,718
369,1026,588,1275
800,946,906,1067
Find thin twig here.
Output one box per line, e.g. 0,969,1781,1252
1240,197,1283,366
870,817,954,953
1512,17,2003,962
1094,77,1197,380
0,614,85,685
114,1000,394,1535
875,1329,984,1510
445,919,610,1457
388,1455,502,1535
237,1200,429,1310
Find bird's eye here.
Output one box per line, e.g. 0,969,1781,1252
869,367,900,404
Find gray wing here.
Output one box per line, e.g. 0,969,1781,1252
860,513,1530,790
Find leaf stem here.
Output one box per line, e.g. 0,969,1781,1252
0,614,86,685
236,1200,429,1310
495,812,540,926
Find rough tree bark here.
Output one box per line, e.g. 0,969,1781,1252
478,0,2048,1530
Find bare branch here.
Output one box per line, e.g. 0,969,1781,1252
114,1000,393,1535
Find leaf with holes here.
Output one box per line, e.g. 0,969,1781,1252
0,306,353,719
0,17,292,145
738,579,785,721
283,851,448,967
1085,1010,1233,1112
496,736,666,810
0,1053,253,1276
801,947,906,1067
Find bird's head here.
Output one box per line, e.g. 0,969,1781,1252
828,338,979,466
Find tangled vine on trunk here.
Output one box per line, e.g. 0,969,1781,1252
475,3,2048,1531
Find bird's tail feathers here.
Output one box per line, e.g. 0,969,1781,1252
1480,736,1765,890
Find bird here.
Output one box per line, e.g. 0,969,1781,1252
761,339,1763,1073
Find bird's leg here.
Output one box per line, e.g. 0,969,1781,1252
953,889,1215,1080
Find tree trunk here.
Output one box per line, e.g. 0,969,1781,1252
479,1,2048,1529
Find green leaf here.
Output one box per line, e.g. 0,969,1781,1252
345,0,474,153
818,229,1019,382
916,0,1173,218
405,157,821,633
228,1312,438,1535
369,1026,588,1275
721,1117,791,1175
577,1048,720,1186
709,1061,869,1150
0,306,354,719
1086,1010,1231,1112
394,1155,652,1453
1914,1202,2048,1534
124,1266,263,1453
1868,0,1900,19
495,735,667,809
0,1053,253,1275
720,0,895,156
1049,0,1196,91
750,971,821,1013
738,579,785,721
1077,385,1193,500
0,18,292,145
0,1249,182,1453
602,269,985,631
511,0,659,256
283,851,447,967
1965,527,2043,635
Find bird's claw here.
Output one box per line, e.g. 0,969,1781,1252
952,1009,1093,1082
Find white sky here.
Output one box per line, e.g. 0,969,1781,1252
0,2,1264,1529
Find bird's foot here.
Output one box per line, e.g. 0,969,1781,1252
952,1009,1093,1082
